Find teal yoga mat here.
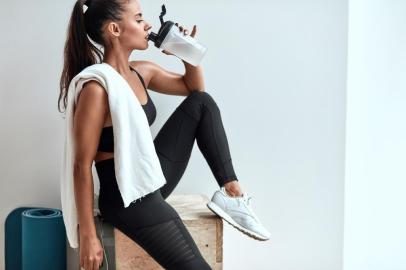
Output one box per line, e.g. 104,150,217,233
5,207,67,270
5,207,32,270
21,208,66,270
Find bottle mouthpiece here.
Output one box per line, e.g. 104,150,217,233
146,4,174,48
147,32,158,42
159,4,166,25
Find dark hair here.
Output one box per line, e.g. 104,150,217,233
58,0,128,114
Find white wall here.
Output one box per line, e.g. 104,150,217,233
344,0,406,269
0,0,347,269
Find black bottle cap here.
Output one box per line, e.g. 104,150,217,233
147,4,175,48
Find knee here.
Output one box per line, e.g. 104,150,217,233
180,91,220,121
186,90,219,110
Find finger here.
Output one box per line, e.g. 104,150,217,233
179,26,183,31
86,258,94,270
82,256,88,270
80,253,86,268
93,258,100,270
100,253,104,267
190,25,197,37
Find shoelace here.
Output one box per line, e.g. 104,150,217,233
220,187,262,224
238,194,262,223
221,187,253,206
238,194,252,205
236,193,253,208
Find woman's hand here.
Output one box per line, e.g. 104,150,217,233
79,234,104,270
162,23,197,56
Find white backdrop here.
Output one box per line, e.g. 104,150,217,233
344,0,406,270
0,0,348,269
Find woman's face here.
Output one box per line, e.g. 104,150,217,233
107,0,152,50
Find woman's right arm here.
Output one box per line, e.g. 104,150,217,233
73,80,108,270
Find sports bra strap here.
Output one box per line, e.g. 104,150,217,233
129,65,147,90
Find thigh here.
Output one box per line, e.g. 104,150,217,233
153,103,198,163
154,91,218,171
154,98,200,198
122,217,210,269
108,192,211,269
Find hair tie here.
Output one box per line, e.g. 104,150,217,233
83,0,91,13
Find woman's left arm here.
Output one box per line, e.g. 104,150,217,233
182,58,205,92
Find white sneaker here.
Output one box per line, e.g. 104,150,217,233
206,186,271,241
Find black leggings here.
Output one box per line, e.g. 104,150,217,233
95,91,238,269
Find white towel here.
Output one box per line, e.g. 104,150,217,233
60,62,167,248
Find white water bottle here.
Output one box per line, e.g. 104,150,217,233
147,5,207,66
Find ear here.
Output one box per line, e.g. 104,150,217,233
106,21,121,37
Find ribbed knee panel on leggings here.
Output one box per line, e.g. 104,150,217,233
133,218,196,267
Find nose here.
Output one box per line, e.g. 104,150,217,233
145,22,152,31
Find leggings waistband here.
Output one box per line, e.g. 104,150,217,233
95,157,164,206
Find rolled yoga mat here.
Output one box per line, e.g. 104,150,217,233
21,208,66,270
5,207,32,270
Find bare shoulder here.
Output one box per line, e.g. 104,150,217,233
130,60,190,96
76,80,108,111
130,59,155,73
129,60,159,89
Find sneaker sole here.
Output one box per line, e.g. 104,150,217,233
206,201,270,241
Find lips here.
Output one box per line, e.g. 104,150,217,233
145,33,150,40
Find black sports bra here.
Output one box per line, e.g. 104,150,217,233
97,66,156,153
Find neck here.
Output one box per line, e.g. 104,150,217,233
103,47,133,75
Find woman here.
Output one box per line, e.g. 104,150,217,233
58,0,270,269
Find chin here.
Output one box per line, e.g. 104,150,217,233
133,43,148,51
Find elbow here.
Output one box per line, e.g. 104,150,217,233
183,79,205,93
73,159,92,171
189,88,205,93
73,163,92,179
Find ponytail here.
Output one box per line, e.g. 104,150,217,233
58,0,103,114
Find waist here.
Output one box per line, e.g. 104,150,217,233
95,158,116,184
95,158,164,206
